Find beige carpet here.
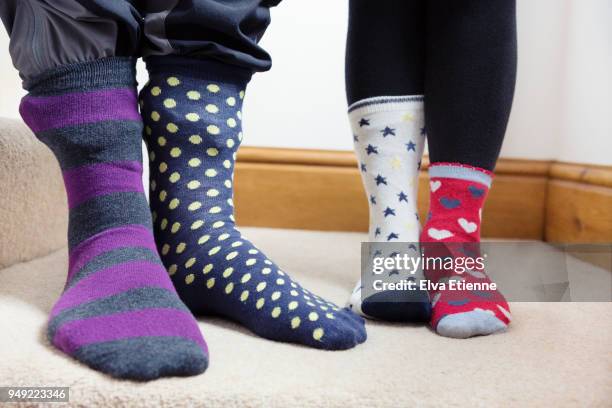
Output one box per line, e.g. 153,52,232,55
0,227,610,407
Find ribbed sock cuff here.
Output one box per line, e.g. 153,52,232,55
429,162,493,188
348,95,424,115
145,55,252,88
25,57,137,96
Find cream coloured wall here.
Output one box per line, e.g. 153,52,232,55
557,0,611,165
0,39,22,118
0,0,609,165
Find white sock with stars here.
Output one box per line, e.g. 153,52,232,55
346,96,431,322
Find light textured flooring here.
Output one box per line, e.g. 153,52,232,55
0,227,610,407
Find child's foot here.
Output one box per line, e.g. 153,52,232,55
348,277,431,322
20,58,208,380
421,163,511,338
140,57,366,350
346,96,430,322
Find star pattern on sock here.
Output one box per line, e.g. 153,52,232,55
383,207,396,217
380,126,396,137
354,113,425,245
375,174,387,186
346,96,430,322
390,156,402,170
402,112,414,122
387,232,399,241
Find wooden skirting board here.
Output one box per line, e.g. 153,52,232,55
546,163,612,243
233,147,612,243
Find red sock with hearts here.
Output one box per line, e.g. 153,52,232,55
420,162,511,338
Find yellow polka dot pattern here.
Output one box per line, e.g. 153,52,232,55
140,75,365,349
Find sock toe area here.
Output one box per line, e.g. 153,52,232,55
311,320,365,350
344,307,367,327
436,310,507,339
361,289,431,322
74,336,208,380
338,309,368,345
292,308,367,350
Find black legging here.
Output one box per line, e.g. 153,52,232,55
345,0,517,171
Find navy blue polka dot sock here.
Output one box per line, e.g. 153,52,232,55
140,57,366,350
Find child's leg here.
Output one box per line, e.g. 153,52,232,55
139,0,366,350
3,1,208,379
422,0,517,338
345,0,430,322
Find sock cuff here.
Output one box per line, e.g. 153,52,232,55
25,57,137,96
348,95,424,116
145,55,252,89
429,162,493,188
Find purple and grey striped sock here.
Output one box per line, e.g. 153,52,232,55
19,57,208,380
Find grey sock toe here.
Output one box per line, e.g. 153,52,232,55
436,310,507,339
75,337,209,381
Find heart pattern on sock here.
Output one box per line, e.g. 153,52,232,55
430,180,441,192
428,228,454,240
440,197,461,209
421,163,511,338
458,218,477,233
468,185,486,198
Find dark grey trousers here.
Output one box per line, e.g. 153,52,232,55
0,0,281,85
